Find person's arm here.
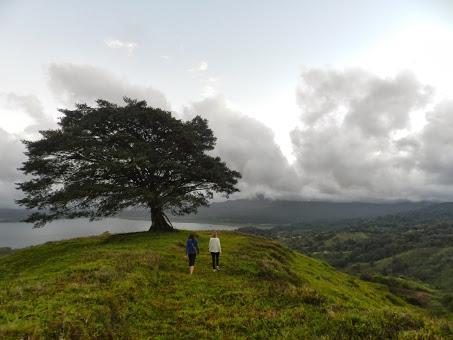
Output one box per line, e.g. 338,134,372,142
195,239,200,254
218,239,221,253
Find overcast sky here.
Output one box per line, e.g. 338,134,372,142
1,0,453,207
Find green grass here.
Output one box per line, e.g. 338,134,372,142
358,273,453,316
377,247,453,292
0,230,451,339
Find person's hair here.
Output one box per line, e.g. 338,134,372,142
212,231,218,238
188,233,195,240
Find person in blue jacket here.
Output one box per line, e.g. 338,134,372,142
185,233,200,275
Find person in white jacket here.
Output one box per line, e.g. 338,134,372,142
209,232,221,271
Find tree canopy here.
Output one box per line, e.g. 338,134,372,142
17,98,241,230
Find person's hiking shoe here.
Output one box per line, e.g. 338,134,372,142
216,266,220,270
213,269,217,272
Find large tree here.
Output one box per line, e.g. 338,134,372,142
17,98,241,231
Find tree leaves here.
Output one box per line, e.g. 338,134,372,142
17,98,241,228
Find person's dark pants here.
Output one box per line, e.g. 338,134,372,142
211,252,220,269
188,253,196,266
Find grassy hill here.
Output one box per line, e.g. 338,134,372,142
242,215,453,315
359,247,453,292
0,230,451,339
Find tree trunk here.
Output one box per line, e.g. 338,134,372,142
149,207,173,231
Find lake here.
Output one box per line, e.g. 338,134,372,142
0,218,238,249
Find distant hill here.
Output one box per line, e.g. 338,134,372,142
239,203,453,315
2,200,437,225
0,208,30,222
381,202,453,225
0,230,450,338
119,199,433,225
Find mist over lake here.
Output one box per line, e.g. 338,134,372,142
0,218,237,249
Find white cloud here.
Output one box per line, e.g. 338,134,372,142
0,128,25,207
104,38,138,56
201,85,216,98
183,96,302,198
0,93,55,135
291,68,453,201
0,93,57,207
198,61,208,71
5,62,453,207
48,63,170,110
190,61,208,72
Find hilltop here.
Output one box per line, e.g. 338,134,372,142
0,230,451,339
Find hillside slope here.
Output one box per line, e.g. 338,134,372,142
254,218,453,314
0,231,451,339
363,246,453,293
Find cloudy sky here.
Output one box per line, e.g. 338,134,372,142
1,0,453,207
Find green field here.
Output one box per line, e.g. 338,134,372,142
0,230,451,339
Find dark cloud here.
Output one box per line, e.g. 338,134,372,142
183,97,302,198
48,63,170,110
292,68,453,201
344,72,432,137
3,64,453,207
297,69,432,135
419,100,453,186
